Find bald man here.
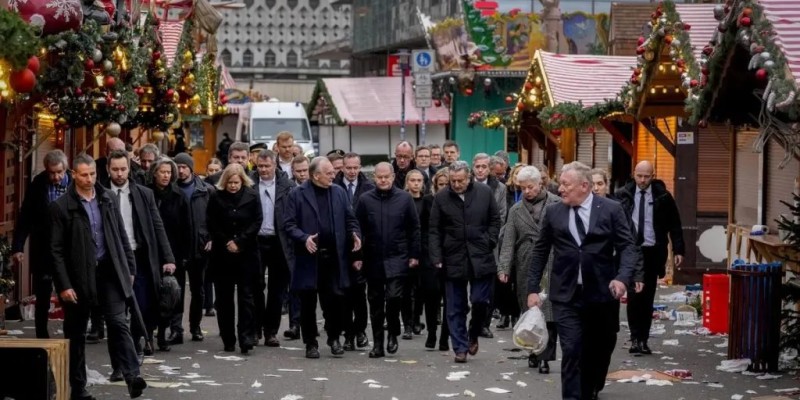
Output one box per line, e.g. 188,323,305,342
617,161,685,356
97,138,146,187
353,162,420,358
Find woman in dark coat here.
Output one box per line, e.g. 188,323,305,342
149,158,191,348
206,163,263,354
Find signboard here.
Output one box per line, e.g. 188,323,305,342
412,50,435,73
677,131,694,145
414,85,433,98
386,55,410,77
415,98,432,108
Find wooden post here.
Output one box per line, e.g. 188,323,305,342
672,124,698,284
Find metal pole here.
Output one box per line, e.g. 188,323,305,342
401,64,407,141
421,107,427,144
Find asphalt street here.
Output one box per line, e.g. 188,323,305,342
3,286,800,400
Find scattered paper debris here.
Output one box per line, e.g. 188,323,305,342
485,387,511,394
86,368,110,386
196,350,208,354
463,390,476,397
774,388,800,393
179,356,192,360
192,363,200,369
400,360,417,364
363,379,379,384
757,374,782,380
280,396,303,400
264,374,282,378
731,395,744,400
717,359,751,373
715,339,729,348
436,394,459,398
214,355,245,361
277,369,304,372
178,389,197,393
662,339,679,346
446,371,471,381
368,383,388,389
645,379,673,386
516,381,527,387
312,377,328,381
252,380,262,388
142,358,164,365
280,346,303,351
708,383,724,388
5,330,24,335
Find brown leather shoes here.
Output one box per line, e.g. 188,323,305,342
468,338,479,356
454,352,467,363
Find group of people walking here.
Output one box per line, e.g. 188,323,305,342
11,132,685,400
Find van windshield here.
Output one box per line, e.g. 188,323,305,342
251,119,310,141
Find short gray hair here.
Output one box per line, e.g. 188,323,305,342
139,143,160,158
73,153,95,169
448,160,470,175
43,149,68,169
489,155,505,168
472,153,490,164
257,149,277,162
309,156,328,176
516,166,542,184
493,150,509,166
561,161,592,184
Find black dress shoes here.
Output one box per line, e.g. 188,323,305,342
329,339,344,356
538,360,550,374
86,329,104,344
191,331,204,342
204,308,216,317
386,335,399,354
356,332,369,348
628,339,642,354
223,344,235,352
401,326,413,340
640,341,653,355
127,376,147,398
528,353,537,368
425,333,437,349
283,325,300,340
369,344,385,358
166,332,183,345
496,316,511,329
412,323,425,335
109,369,123,382
479,327,494,339
265,334,280,347
306,345,320,359
241,343,254,355
343,337,355,351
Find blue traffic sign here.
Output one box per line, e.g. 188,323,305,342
412,50,435,72
416,52,431,67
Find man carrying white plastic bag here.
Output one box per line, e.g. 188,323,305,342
513,305,549,355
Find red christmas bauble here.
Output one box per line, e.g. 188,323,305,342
703,46,714,56
465,88,473,96
633,68,641,76
551,129,562,137
104,75,116,87
683,23,691,31
636,46,646,55
10,0,83,35
676,59,686,68
637,36,645,46
631,76,640,85
75,88,82,96
166,88,175,97
505,96,514,104
27,56,41,74
153,51,161,60
10,69,36,93
702,66,709,75
755,68,768,81
434,99,442,107
516,102,525,111
690,79,699,88
85,59,95,70
740,16,751,27
524,82,533,91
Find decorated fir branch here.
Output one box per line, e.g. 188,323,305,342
306,79,345,125
467,110,515,130
685,0,799,124
0,9,39,71
779,191,800,353
461,0,512,68
621,0,701,114
538,99,626,131
171,18,200,115
132,13,179,132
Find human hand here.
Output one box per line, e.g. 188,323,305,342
435,263,442,269
609,280,627,299
60,289,78,304
674,255,684,267
226,240,239,253
635,282,644,293
204,241,212,252
163,263,176,274
353,261,363,271
409,258,419,268
498,273,509,284
11,252,24,265
352,233,362,252
306,234,318,253
527,293,541,308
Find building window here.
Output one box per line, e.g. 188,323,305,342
309,0,319,10
287,0,297,10
287,50,298,67
243,49,253,67
264,50,276,67
308,58,319,68
330,59,341,69
221,49,232,67
265,0,275,8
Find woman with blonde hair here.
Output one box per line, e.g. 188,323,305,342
206,163,262,354
504,164,526,212
431,168,450,195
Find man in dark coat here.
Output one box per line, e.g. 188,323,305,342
429,161,501,364
50,154,147,400
334,152,375,350
617,160,685,356
392,141,430,190
206,142,249,186
251,149,296,347
107,150,176,381
527,161,638,400
12,149,71,339
354,163,420,358
174,153,215,326
284,157,361,359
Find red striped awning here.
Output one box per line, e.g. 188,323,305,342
674,4,720,64
160,20,185,68
760,0,800,86
537,51,637,106
218,60,236,89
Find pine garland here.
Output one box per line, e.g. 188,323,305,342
0,9,39,71
467,110,515,130
0,236,14,296
539,99,626,130
461,0,512,67
131,13,179,131
307,79,345,125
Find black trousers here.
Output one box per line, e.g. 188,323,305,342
64,264,139,397
401,268,419,328
214,266,257,349
257,236,290,336
495,277,519,317
32,272,53,339
530,321,559,362
170,257,206,335
626,246,660,342
417,267,444,338
344,280,368,338
553,290,619,400
299,250,345,347
368,277,405,341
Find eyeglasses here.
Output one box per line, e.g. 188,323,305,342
396,155,412,160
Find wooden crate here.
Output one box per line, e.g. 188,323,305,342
0,338,69,400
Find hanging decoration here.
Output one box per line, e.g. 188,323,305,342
306,79,346,125
461,0,512,68
9,0,83,35
620,0,701,114
467,110,515,130
0,9,41,103
685,0,799,124
132,13,179,131
170,19,199,116
538,99,626,131
507,59,549,132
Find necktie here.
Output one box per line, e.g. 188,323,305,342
573,206,586,244
636,190,646,245
348,182,355,201
117,189,122,197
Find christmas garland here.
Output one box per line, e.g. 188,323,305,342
131,13,179,131
538,99,626,131
0,236,14,296
622,0,702,113
0,9,39,71
307,79,345,125
467,110,515,130
685,0,799,124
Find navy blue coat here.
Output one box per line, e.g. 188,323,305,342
284,181,361,293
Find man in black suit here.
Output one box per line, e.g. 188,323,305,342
617,160,685,355
50,154,147,399
12,149,71,338
527,161,637,400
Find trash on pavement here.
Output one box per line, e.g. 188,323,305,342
86,368,109,386
606,370,680,383
662,339,679,346
446,371,470,381
251,380,262,388
277,368,304,372
463,390,476,397
756,373,782,380
213,355,245,361
663,369,693,380
485,387,511,393
312,377,328,381
717,359,751,373
436,394,458,398
279,395,303,400
516,381,527,387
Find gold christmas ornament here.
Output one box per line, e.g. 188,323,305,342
184,73,195,84
165,113,175,123
151,130,165,142
155,59,164,68
105,122,122,137
183,50,193,61
191,94,201,105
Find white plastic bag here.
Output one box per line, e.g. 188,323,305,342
513,306,549,354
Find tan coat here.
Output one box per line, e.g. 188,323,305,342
498,192,561,321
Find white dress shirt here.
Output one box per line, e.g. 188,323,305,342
279,158,293,176
632,185,656,246
112,181,137,250
258,178,276,236
569,193,593,285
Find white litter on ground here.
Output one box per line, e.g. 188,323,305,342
485,387,511,394
446,371,470,381
774,387,800,393
277,369,304,372
264,374,282,378
142,358,164,364
312,377,328,381
280,396,303,400
756,373,782,380
252,380,262,388
707,383,724,388
178,389,196,393
730,394,743,400
213,355,244,361
463,390,476,397
86,368,109,386
436,394,459,398
5,330,24,335
192,363,200,369
179,356,192,360
717,359,751,373
645,379,673,386
368,383,388,388
516,381,527,387
662,339,679,346
715,339,729,348
280,346,303,351
362,379,379,384
196,350,208,354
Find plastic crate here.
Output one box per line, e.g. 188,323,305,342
703,274,730,334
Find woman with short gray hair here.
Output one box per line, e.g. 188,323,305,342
497,165,560,373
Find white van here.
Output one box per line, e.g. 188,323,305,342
246,99,316,157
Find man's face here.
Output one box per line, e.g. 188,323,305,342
74,163,96,192
230,150,248,167
395,145,413,170
473,158,489,181
293,161,309,183
343,157,361,181
373,167,394,191
257,157,276,181
154,164,172,188
46,162,66,185
592,174,608,197
331,159,344,174
313,161,335,188
431,148,442,165
415,149,431,169
443,145,459,163
492,162,506,180
177,165,192,181
520,179,542,201
278,138,295,161
140,152,156,171
293,144,303,157
634,166,654,190
449,169,470,194
108,157,130,187
559,170,590,207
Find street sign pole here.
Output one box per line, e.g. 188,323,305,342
411,49,435,145
421,107,427,145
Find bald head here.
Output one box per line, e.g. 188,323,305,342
106,138,125,156
374,162,395,191
634,160,655,190
395,141,414,170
